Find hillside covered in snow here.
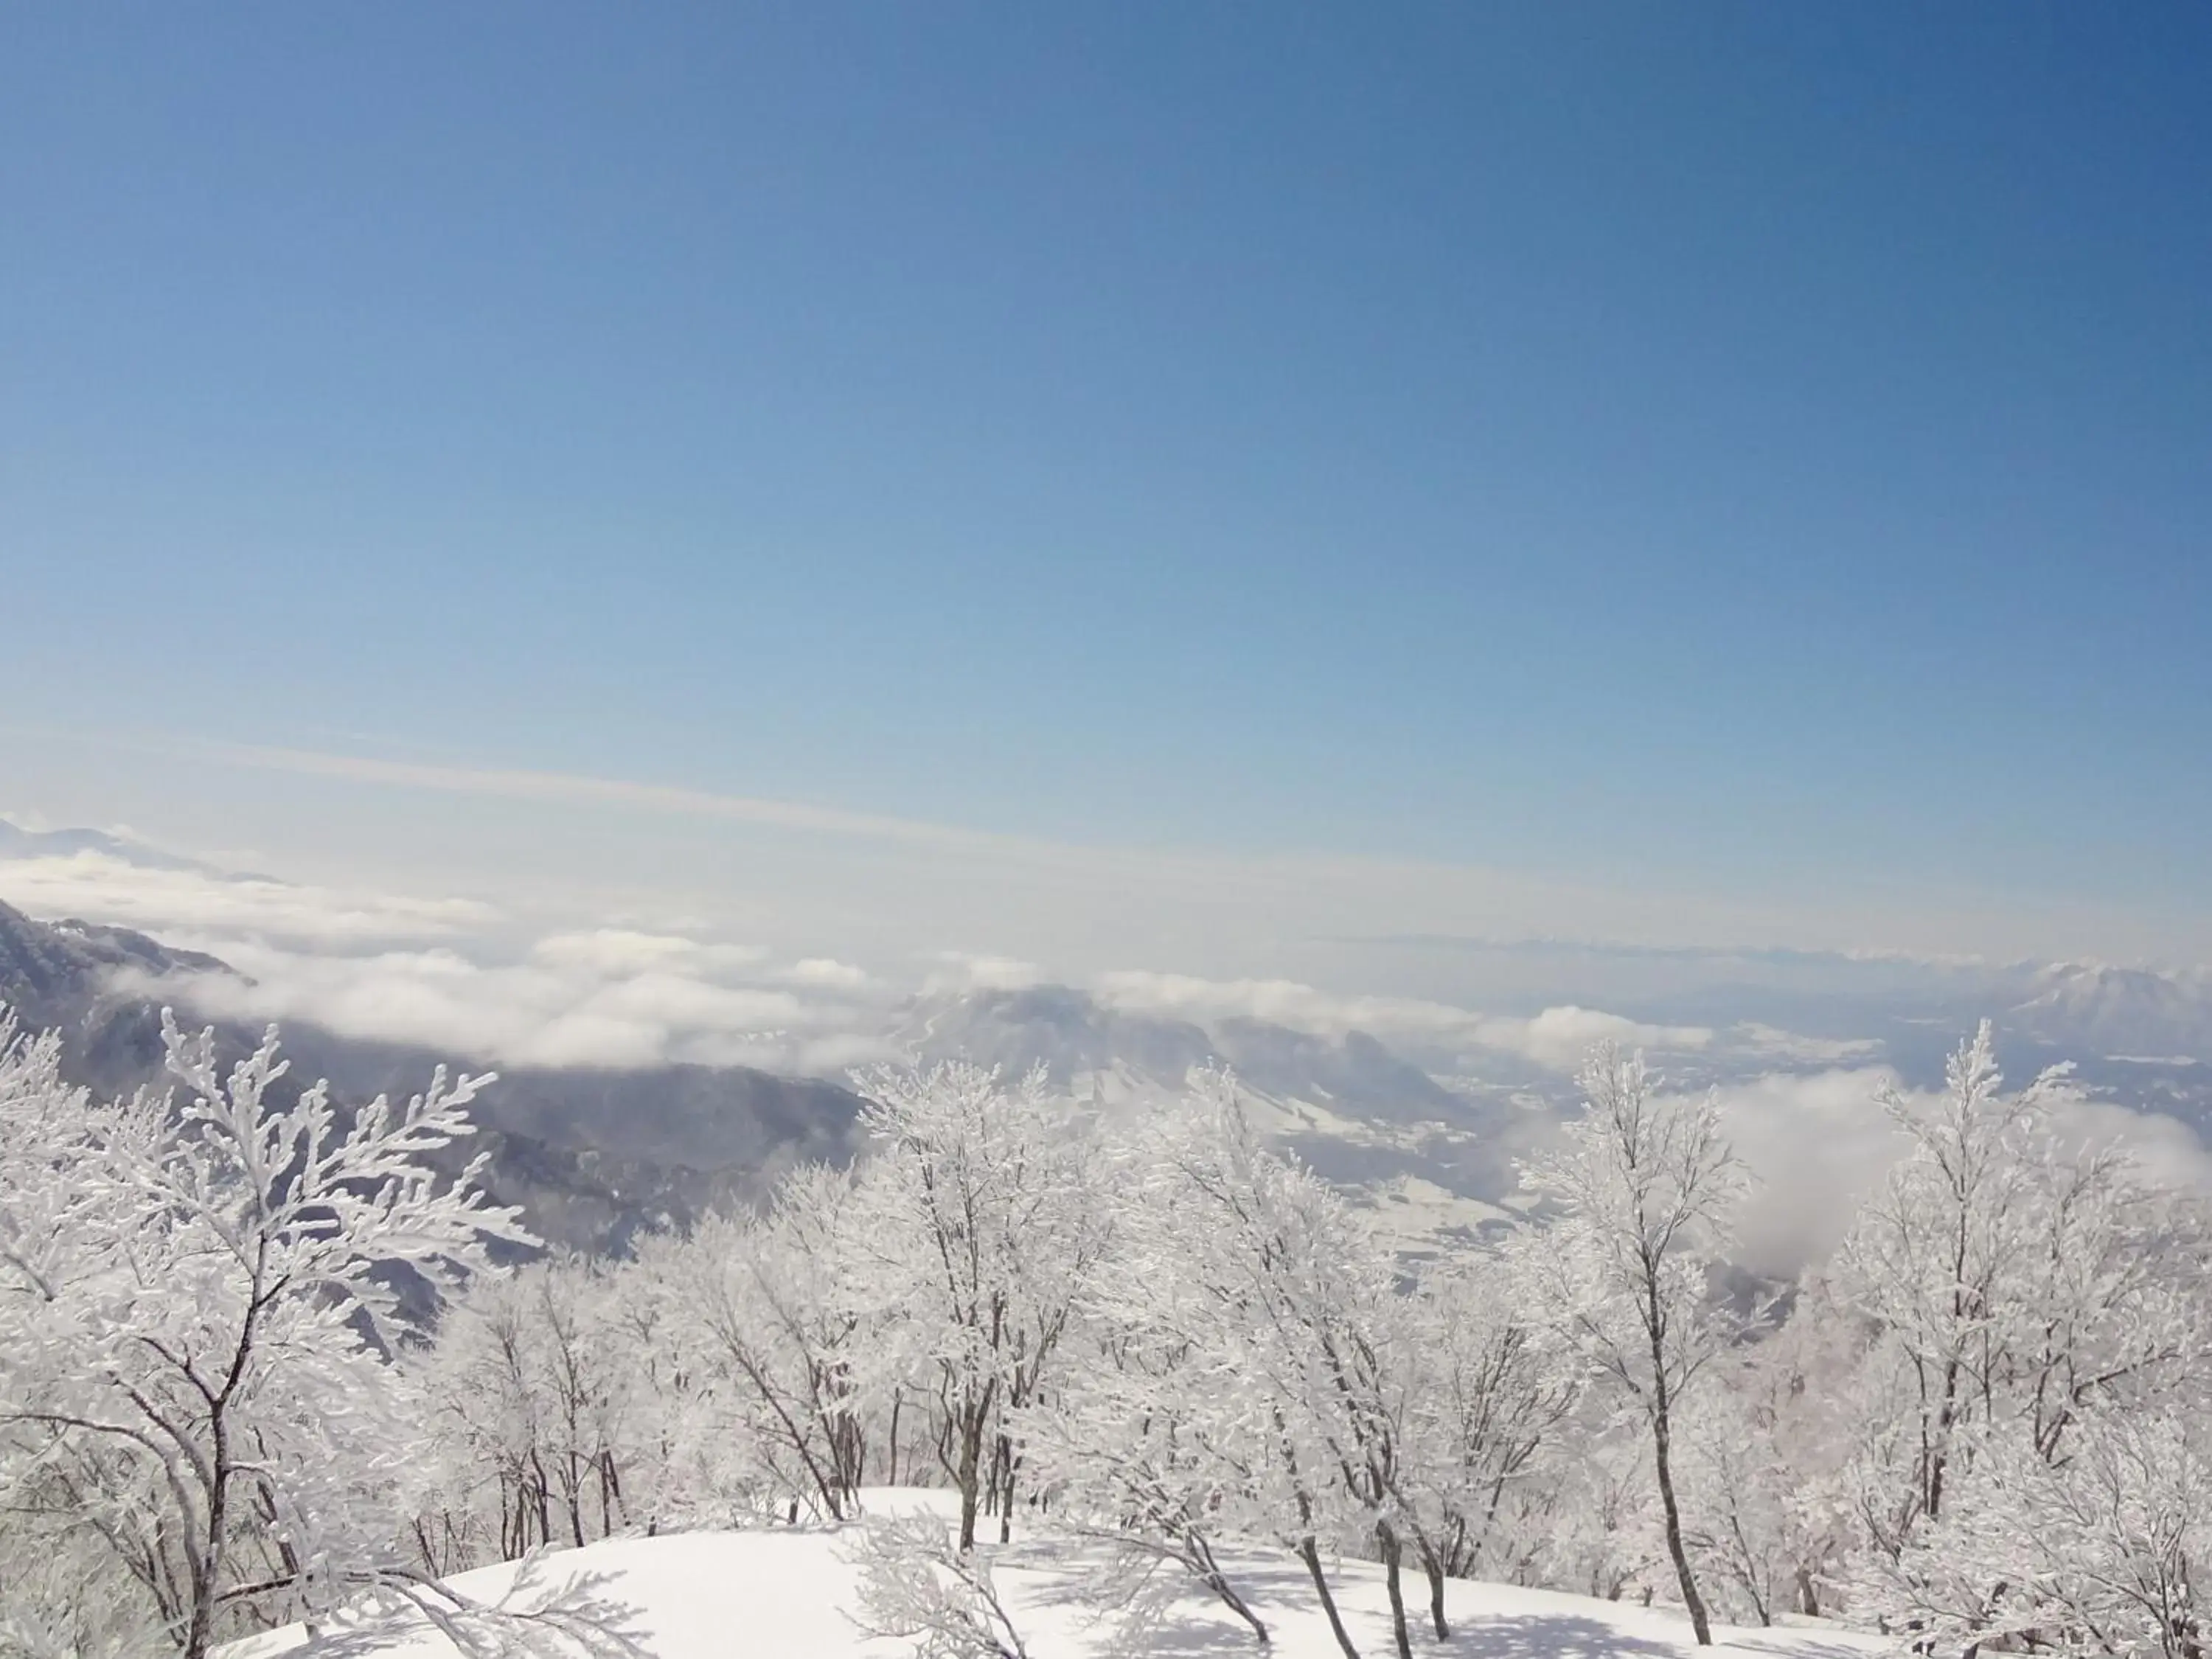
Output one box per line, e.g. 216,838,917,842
229,1492,1888,1659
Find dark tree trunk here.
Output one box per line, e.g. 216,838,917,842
1419,1537,1450,1640
1646,1273,1713,1646
1377,1519,1413,1659
1186,1528,1270,1646
1651,1399,1713,1644
1208,1570,1270,1645
1298,1537,1363,1659
956,1406,985,1552
888,1391,902,1487
1186,1531,1274,1655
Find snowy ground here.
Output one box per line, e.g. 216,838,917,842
227,1492,1890,1659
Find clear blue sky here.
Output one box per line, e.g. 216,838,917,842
4,4,2209,931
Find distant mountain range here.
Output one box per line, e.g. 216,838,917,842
0,820,236,875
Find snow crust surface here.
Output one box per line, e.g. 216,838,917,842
226,1491,1888,1659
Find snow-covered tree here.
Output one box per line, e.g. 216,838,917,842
1829,1023,2067,1563
1526,1428,1662,1604
0,1011,532,1658
1144,1073,1415,1659
657,1163,872,1523
1671,1288,1864,1627
1828,1023,2212,1638
845,1060,1107,1553
1522,1045,1747,1646
1014,1111,1278,1646
1395,1235,1585,1638
1023,1309,1278,1646
410,1251,666,1562
1891,1401,2212,1658
849,1510,1034,1659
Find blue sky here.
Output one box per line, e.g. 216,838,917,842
4,4,2209,960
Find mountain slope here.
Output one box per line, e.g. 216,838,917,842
0,821,232,874
896,985,1459,1117
0,897,232,1034
2010,962,2212,1060
896,984,1534,1244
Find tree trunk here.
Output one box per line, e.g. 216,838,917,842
1644,1266,1714,1648
1186,1528,1270,1646
1651,1401,1713,1645
181,1402,234,1659
956,1407,985,1551
1418,1537,1450,1640
599,1449,624,1536
1298,1537,1363,1659
1208,1571,1270,1644
1377,1519,1413,1659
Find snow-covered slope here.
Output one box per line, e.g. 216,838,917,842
2009,962,2212,1062
0,821,232,874
896,986,1540,1248
895,986,1464,1119
229,1492,1885,1659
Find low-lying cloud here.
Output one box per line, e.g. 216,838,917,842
1482,1004,1715,1070
1696,1067,1916,1274
119,936,898,1075
0,852,498,945
1093,970,1713,1071
1,851,899,1074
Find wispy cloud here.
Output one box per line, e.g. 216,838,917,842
190,743,1717,936
210,743,1054,858
1481,1005,1715,1069
530,928,770,975
165,740,2212,971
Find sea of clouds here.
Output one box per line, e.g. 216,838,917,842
7,838,2209,1278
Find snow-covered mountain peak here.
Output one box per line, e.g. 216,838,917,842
2010,961,2212,1060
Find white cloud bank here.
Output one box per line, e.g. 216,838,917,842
119,935,898,1075
1093,971,1714,1070
0,852,497,945
4,849,1729,1082
0,849,891,1074
1697,1068,1916,1274
13,838,2208,1243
